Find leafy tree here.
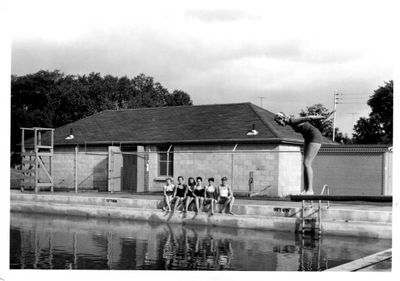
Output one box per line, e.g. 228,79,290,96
334,131,353,144
299,103,348,143
166,90,193,106
353,81,393,144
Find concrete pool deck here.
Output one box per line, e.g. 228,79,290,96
325,248,392,271
10,190,392,239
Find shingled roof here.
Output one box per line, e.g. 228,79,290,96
48,102,318,146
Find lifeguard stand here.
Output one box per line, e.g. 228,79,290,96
20,127,54,192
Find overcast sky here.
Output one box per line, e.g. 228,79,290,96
10,0,394,136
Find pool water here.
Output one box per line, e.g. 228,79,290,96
10,212,391,270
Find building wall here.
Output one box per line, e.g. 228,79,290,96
311,148,391,196
146,145,160,192
48,146,108,190
277,145,302,196
46,144,391,197
146,143,302,196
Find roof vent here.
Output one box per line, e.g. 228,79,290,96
65,128,74,140
246,124,259,136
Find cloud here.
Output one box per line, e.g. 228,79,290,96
10,0,394,136
185,9,260,22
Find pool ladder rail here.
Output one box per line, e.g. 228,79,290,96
300,184,330,237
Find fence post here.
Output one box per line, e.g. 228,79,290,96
249,171,254,194
21,129,25,153
382,151,391,195
231,144,238,189
75,146,78,193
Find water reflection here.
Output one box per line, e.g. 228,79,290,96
10,212,391,270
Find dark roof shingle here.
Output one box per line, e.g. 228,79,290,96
49,102,311,145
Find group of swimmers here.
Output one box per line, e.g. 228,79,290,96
163,176,235,215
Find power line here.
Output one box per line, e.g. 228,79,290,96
340,93,371,96
337,102,366,104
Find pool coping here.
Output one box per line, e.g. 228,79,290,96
325,248,392,271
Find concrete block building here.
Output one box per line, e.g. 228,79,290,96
35,103,315,197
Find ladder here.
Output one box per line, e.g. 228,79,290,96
20,127,55,192
300,184,330,237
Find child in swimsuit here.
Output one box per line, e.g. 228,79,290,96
274,110,334,195
163,177,175,211
185,177,196,213
217,177,235,215
204,177,218,215
193,177,205,213
173,176,187,212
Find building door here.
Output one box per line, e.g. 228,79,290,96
108,146,122,192
122,153,137,192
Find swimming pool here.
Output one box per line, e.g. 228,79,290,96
10,212,391,270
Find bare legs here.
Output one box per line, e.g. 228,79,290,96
195,197,204,212
164,195,172,211
220,197,235,214
173,197,183,212
210,199,216,214
185,197,193,212
303,142,321,194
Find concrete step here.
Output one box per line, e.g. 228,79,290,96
10,192,392,223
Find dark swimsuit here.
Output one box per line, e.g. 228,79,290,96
205,186,218,200
187,186,195,198
194,186,205,197
176,184,187,198
289,120,322,144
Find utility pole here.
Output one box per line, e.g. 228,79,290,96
257,97,265,108
332,91,340,142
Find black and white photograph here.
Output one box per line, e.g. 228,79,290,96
1,0,398,278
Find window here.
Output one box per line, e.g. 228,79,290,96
158,145,173,177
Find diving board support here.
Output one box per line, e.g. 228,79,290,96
300,184,330,237
20,127,54,192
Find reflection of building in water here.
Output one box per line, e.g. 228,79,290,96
11,213,391,271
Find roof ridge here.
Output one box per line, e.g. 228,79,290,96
247,103,283,139
103,102,252,112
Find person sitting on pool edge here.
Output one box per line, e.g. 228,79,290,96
204,177,218,215
184,177,196,213
193,177,206,213
173,176,187,212
162,177,175,212
217,177,235,215
274,110,334,195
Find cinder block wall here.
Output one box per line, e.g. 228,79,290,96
51,146,108,190
143,143,301,195
146,145,161,192
277,145,302,196
145,143,302,195
312,152,385,196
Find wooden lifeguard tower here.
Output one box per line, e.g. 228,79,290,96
20,127,54,192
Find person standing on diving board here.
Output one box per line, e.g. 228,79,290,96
274,110,335,195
